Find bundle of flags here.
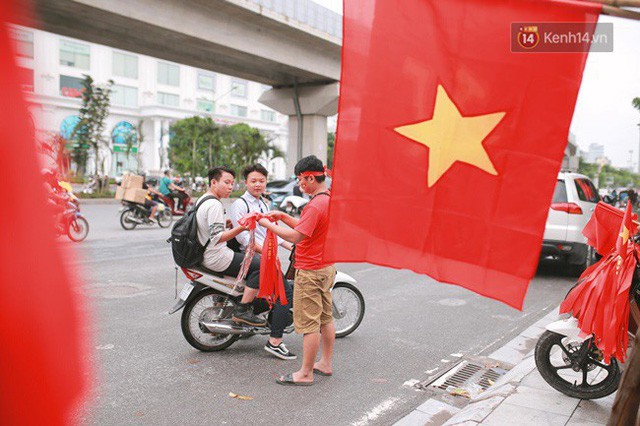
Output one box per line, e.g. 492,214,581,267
560,202,638,363
237,213,287,306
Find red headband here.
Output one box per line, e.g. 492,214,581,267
298,166,332,179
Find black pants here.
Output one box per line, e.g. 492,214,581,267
170,190,188,209
221,252,293,338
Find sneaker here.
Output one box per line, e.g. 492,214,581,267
232,304,267,327
265,342,297,360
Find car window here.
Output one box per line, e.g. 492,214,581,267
575,178,600,203
552,180,567,203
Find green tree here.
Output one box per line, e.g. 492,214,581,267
168,117,283,177
71,75,113,176
633,97,640,112
327,132,335,169
225,123,283,176
169,116,227,177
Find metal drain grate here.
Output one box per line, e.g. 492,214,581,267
435,362,482,390
421,357,511,394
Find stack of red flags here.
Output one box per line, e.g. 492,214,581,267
560,202,637,363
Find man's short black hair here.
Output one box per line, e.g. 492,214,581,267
243,163,268,180
294,155,325,183
164,169,170,176
208,166,236,185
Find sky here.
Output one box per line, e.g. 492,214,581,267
313,1,640,169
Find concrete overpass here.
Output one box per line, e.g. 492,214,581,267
15,0,342,172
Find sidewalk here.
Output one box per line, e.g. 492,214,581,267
395,309,617,426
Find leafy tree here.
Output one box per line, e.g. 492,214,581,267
168,117,283,177
327,132,335,169
71,75,113,176
633,97,640,112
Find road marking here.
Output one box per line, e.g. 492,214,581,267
402,379,420,387
351,397,401,426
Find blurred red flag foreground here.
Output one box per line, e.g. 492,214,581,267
0,3,88,425
324,0,601,309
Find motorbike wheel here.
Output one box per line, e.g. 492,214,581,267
157,209,173,228
181,288,239,352
332,282,365,338
534,331,621,399
120,209,137,230
67,216,89,242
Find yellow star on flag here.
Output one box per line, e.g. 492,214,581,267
394,85,506,187
619,226,630,245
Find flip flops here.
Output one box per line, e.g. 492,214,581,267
276,373,313,386
313,368,333,377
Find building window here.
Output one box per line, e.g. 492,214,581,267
18,67,34,92
197,72,215,92
231,79,247,98
9,28,34,58
59,40,90,69
59,75,85,98
197,98,214,112
113,52,138,79
111,84,138,107
230,104,247,117
158,62,180,86
158,92,179,107
112,121,138,153
261,110,276,122
60,115,81,140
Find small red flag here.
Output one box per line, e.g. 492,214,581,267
0,4,89,424
583,202,637,256
324,0,601,309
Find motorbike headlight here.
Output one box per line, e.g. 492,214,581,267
158,204,165,211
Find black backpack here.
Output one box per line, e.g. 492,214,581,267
168,195,217,268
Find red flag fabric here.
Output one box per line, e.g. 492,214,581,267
258,229,288,306
0,3,88,424
583,202,637,256
324,0,601,309
237,213,287,306
560,204,636,363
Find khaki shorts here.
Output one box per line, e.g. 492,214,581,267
293,265,337,334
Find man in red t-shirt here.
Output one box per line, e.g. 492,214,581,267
259,155,335,386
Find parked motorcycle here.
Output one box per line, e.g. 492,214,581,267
534,262,640,399
170,265,365,352
279,195,309,216
119,199,173,230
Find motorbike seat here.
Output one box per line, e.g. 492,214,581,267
193,265,226,279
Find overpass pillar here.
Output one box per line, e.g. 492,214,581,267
259,83,338,175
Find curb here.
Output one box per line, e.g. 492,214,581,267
443,307,561,426
394,307,561,426
78,198,120,205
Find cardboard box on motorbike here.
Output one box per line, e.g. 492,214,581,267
116,173,145,203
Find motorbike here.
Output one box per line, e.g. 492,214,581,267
119,198,173,230
534,252,640,399
279,194,309,216
56,197,89,242
169,265,365,352
160,189,192,216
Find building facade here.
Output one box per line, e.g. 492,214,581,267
10,24,290,179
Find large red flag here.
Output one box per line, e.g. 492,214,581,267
324,0,600,309
0,3,88,424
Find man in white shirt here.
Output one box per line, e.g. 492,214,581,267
230,164,293,253
229,164,295,360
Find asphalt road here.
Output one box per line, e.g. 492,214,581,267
69,203,576,426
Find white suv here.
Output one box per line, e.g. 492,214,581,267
542,172,600,274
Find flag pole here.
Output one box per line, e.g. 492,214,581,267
577,0,640,20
